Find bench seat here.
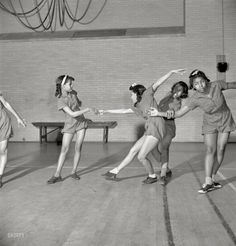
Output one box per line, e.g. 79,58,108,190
32,121,117,144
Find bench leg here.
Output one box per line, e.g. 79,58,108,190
44,126,47,142
39,127,43,144
103,127,108,143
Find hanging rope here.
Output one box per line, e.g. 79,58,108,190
221,0,225,56
0,0,107,32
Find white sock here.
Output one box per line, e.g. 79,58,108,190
110,168,119,174
205,176,212,185
212,174,216,182
149,174,157,178
160,163,168,177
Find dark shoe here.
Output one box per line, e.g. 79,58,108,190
159,176,167,186
47,175,62,184
213,182,222,189
166,169,172,178
102,171,118,180
0,179,2,188
142,176,158,184
198,183,214,194
71,172,80,180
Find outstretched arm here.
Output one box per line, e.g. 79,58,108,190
171,105,191,118
99,109,134,114
148,105,191,118
152,69,186,92
0,95,26,127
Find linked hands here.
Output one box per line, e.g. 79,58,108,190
87,108,106,115
98,110,105,115
167,109,175,119
90,108,99,115
147,107,175,119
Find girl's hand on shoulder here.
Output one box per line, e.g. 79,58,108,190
172,69,186,75
18,118,27,127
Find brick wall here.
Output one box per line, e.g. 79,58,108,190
0,0,236,142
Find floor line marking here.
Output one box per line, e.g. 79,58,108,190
218,171,236,193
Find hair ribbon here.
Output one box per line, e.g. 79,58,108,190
61,75,67,86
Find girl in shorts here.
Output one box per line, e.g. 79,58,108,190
100,69,185,184
47,75,97,184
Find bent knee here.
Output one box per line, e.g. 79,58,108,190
129,147,139,156
206,146,216,155
217,145,226,155
137,153,147,163
61,146,70,154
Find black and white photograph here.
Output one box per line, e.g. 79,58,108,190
0,1,236,245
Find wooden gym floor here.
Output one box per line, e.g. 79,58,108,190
0,142,236,246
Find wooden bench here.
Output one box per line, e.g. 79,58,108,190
32,121,117,144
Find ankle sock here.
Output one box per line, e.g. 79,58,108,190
205,176,213,185
110,168,119,174
212,174,216,182
149,174,157,178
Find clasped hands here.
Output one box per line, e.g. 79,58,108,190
89,108,105,115
147,107,175,119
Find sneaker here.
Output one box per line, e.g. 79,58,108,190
102,171,117,180
142,176,158,184
159,176,167,186
47,175,62,184
198,183,214,194
71,172,80,180
213,182,222,189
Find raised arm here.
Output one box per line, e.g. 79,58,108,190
99,109,134,114
227,81,236,89
152,69,186,92
0,95,26,127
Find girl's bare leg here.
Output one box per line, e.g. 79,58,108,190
54,133,74,177
212,132,229,178
72,129,86,174
114,135,146,173
203,133,217,185
104,136,146,179
0,140,8,187
0,140,8,176
137,135,159,175
160,134,173,177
